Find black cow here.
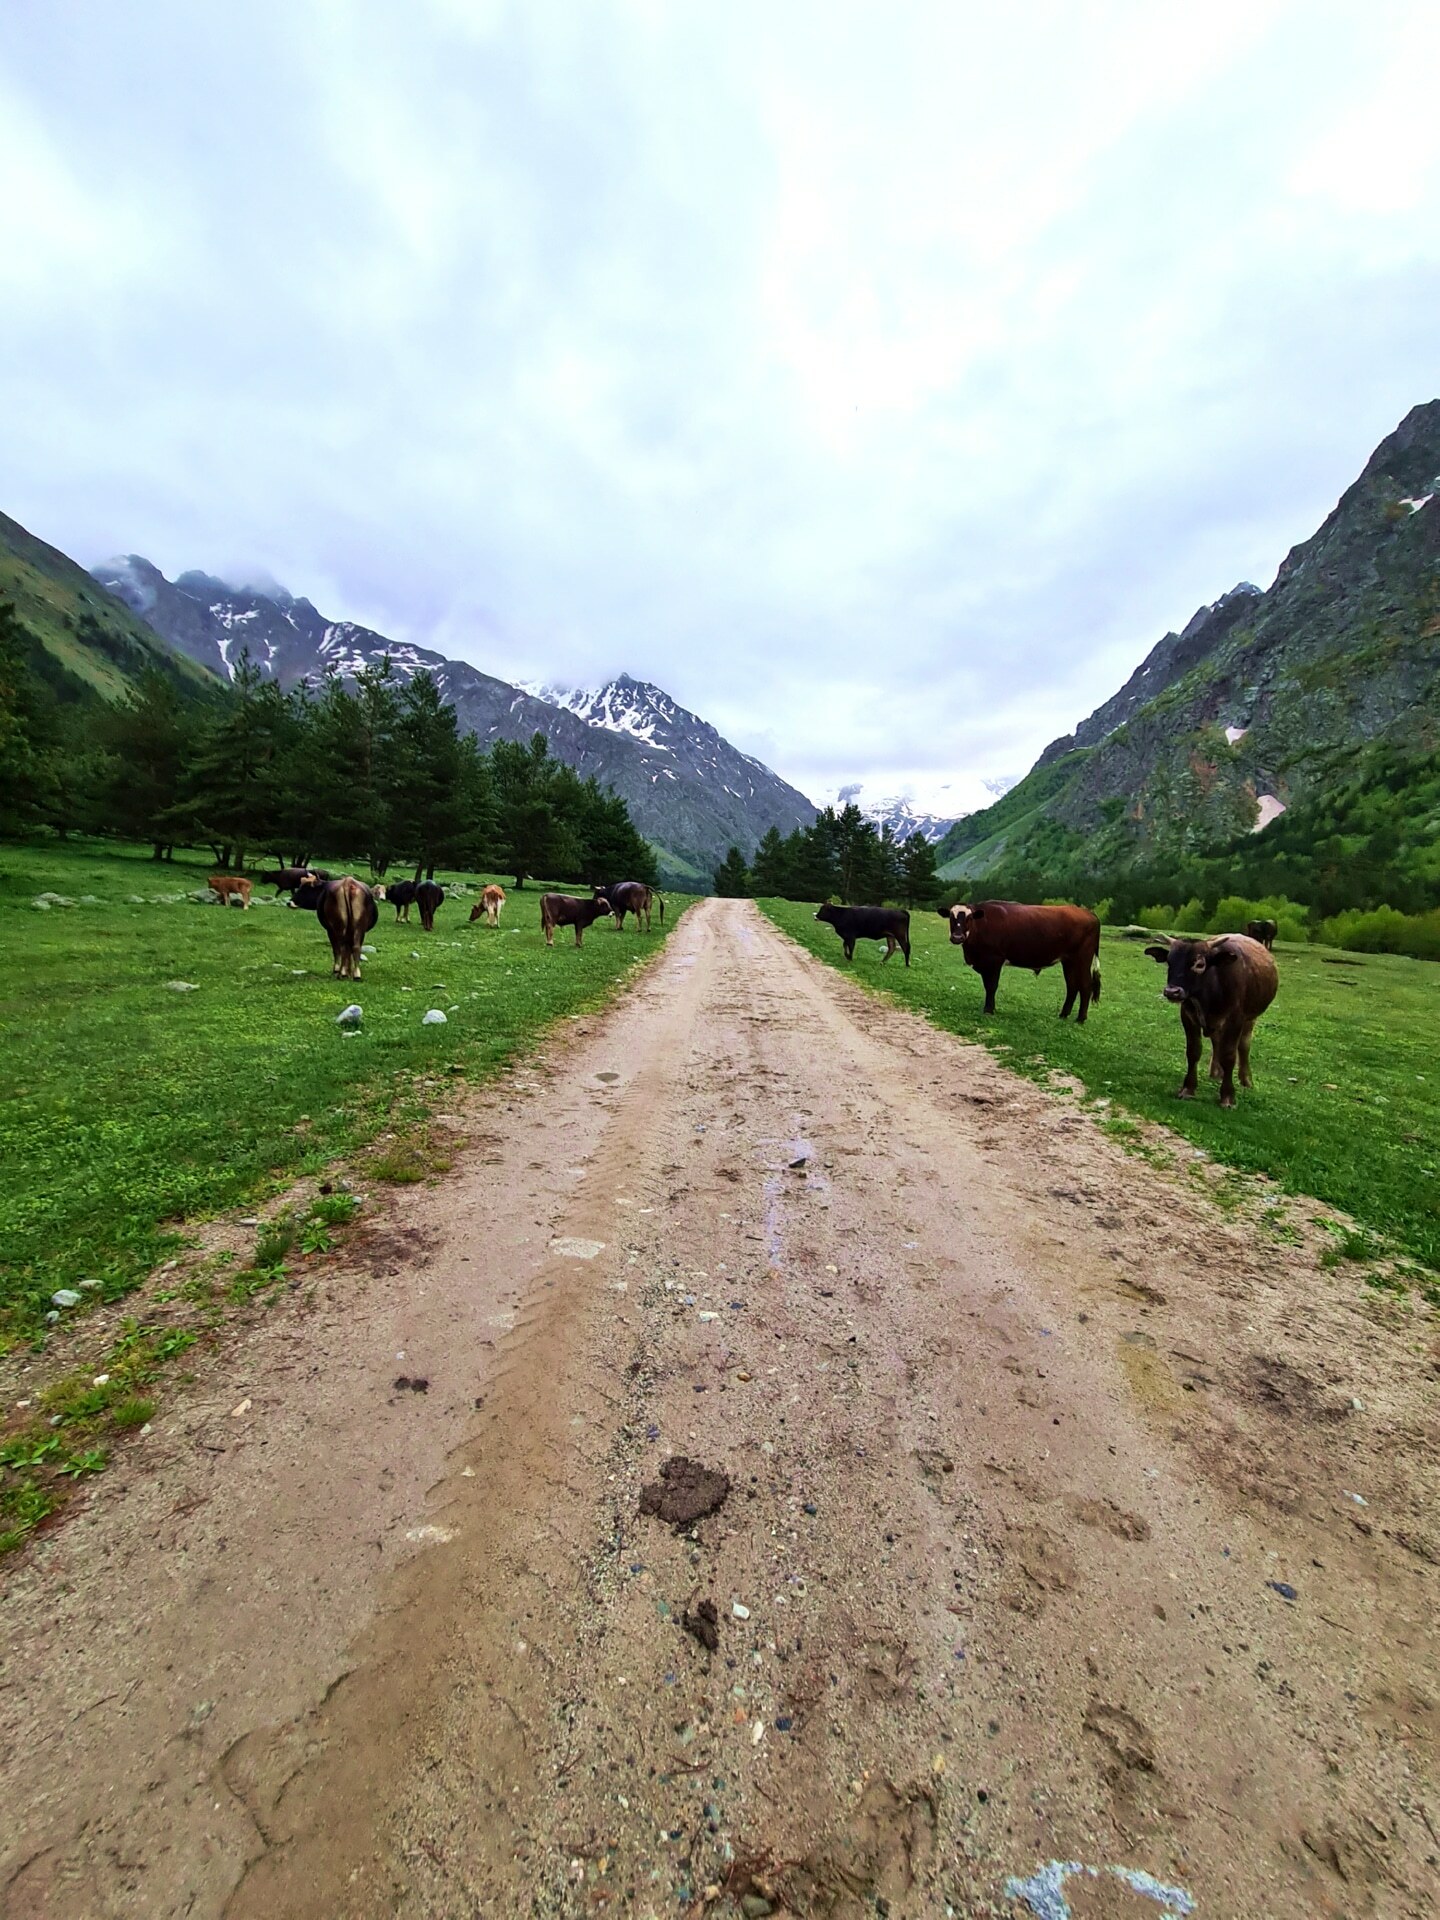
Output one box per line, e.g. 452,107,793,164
541,893,611,948
385,879,418,921
596,881,666,932
257,865,324,895
292,876,379,981
1245,918,1278,950
1145,933,1279,1107
814,902,911,967
414,880,444,932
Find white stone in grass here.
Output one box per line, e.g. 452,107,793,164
422,1009,447,1025
410,950,421,959
362,945,377,956
166,980,200,992
52,1290,82,1308
336,1004,363,1026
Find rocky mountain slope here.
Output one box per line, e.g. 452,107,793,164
936,401,1440,880
90,561,816,880
526,674,815,860
0,512,216,707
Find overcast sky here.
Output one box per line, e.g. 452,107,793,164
3,2,1438,814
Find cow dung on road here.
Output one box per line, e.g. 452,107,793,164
639,1456,731,1528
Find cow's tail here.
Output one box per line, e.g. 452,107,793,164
1091,963,1102,1003
657,892,666,924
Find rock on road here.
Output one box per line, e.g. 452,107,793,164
3,899,1437,1918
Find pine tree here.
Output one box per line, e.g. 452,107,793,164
750,826,789,896
0,601,61,837
392,670,473,877
98,670,190,857
166,655,288,867
713,846,751,897
899,833,940,906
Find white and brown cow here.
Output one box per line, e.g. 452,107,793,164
469,884,507,927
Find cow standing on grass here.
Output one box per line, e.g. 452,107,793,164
596,881,666,932
939,900,1101,1021
256,866,323,895
541,893,611,948
1245,918,1278,950
208,875,252,909
293,876,379,981
1145,933,1279,1107
814,902,911,966
469,885,506,927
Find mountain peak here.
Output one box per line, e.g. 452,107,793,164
87,558,815,876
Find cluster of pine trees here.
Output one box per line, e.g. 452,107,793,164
713,803,940,906
0,602,657,885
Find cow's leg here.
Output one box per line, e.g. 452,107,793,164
1238,1022,1255,1089
881,937,896,962
574,925,584,948
543,923,554,948
1059,961,1078,1019
979,963,1002,1013
1215,1038,1239,1106
843,940,855,961
1178,1005,1203,1097
901,937,911,968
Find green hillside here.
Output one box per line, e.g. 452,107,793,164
937,402,1440,900
0,509,218,705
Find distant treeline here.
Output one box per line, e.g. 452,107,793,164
0,601,657,885
713,805,941,904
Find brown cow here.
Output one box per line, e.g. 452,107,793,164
541,892,611,948
939,900,1101,1021
469,884,507,927
293,876,379,981
208,874,252,910
1145,933,1278,1106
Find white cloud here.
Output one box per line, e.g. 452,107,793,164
1,0,1437,806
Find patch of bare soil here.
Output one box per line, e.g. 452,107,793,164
3,900,1437,1919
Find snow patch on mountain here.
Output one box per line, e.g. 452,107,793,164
826,783,962,844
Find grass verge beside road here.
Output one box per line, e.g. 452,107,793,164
759,898,1439,1280
0,840,683,1350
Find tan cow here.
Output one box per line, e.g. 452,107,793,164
209,875,252,910
469,884,506,927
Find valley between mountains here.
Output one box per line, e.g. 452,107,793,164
4,901,1435,1920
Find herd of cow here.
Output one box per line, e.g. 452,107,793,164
204,866,667,982
202,867,1279,1110
814,898,1281,1109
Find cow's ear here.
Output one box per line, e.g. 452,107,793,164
1209,937,1240,964
936,905,951,918
969,905,984,918
1143,943,1170,962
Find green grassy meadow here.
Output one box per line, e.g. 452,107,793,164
760,899,1440,1277
0,841,683,1349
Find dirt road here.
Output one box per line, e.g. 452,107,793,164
4,899,1437,1918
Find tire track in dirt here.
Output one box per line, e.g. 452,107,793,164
5,901,1437,1918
